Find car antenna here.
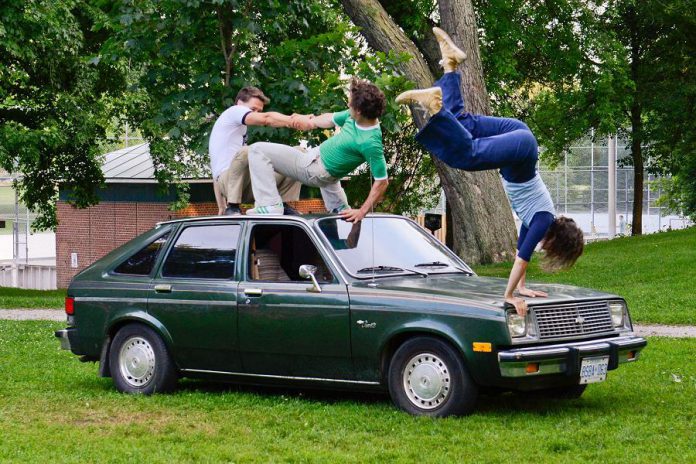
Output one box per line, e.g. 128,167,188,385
368,163,377,288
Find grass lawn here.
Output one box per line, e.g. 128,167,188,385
475,227,696,326
0,321,694,463
0,286,65,309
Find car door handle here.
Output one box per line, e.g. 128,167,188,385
243,288,263,297
154,284,172,293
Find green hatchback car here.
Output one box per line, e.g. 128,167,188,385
56,214,646,416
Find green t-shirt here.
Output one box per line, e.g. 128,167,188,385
319,110,388,180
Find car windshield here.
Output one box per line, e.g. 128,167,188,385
316,217,473,278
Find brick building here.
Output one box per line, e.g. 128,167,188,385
56,144,326,288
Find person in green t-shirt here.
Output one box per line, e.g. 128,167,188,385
247,78,389,222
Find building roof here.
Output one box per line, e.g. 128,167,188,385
102,143,211,183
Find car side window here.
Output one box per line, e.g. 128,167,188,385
113,232,170,276
161,224,241,279
249,224,334,283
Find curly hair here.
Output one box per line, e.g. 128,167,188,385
540,216,584,271
349,78,386,120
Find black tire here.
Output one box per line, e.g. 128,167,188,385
109,323,178,394
387,336,478,417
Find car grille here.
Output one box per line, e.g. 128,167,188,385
532,301,614,339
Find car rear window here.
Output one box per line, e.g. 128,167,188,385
161,224,241,279
113,232,170,276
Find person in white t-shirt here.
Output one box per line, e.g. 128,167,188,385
209,86,311,215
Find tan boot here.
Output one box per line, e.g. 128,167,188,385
433,27,467,72
395,87,443,116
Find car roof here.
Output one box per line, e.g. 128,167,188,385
156,212,403,227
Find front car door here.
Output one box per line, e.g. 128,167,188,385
148,221,242,372
237,221,352,379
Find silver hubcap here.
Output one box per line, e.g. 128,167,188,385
403,352,450,410
119,336,156,388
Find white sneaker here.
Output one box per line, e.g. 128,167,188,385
246,203,284,215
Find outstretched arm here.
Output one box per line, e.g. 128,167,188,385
244,111,295,128
504,257,529,316
340,178,389,223
310,112,337,129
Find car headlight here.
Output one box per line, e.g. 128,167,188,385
609,301,626,327
507,311,527,337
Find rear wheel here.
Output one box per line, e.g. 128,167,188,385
387,336,478,417
109,324,177,394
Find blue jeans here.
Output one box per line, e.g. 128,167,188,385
415,72,538,183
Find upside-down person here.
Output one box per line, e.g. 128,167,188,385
395,27,584,316
209,86,309,215
246,78,389,223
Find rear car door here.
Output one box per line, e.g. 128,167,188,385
148,221,242,372
237,221,352,379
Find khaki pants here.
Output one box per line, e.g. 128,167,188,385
248,142,349,211
215,146,301,205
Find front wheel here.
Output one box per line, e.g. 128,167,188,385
388,337,478,417
109,323,178,394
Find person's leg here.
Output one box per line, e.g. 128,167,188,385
248,142,307,209
457,113,531,140
434,71,464,116
302,156,349,212
276,146,304,203
213,179,227,215
319,182,349,212
416,110,538,172
221,146,251,205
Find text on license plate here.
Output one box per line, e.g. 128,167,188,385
579,356,609,384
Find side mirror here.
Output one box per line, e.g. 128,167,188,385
299,264,321,293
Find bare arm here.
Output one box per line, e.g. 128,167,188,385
340,178,389,223
244,111,294,128
309,112,336,129
504,257,529,316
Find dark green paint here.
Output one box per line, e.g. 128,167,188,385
62,215,644,393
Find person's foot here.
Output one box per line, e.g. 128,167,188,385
395,87,443,116
283,203,301,216
330,204,350,214
246,203,284,215
432,27,466,72
223,203,241,215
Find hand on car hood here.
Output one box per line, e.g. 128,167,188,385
351,274,619,308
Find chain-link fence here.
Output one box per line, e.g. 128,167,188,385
538,135,691,236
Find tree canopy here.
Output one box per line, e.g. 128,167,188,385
0,0,127,229
473,0,696,233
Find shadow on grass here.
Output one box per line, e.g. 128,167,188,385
166,378,597,416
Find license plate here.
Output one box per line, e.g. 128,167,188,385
579,356,609,384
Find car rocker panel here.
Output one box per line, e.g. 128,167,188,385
55,214,647,416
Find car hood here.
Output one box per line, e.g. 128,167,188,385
350,274,619,308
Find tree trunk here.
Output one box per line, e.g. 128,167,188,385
628,7,643,236
341,0,517,263
631,103,643,235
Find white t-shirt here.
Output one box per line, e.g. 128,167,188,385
208,104,252,179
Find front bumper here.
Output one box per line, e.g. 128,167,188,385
498,334,647,378
55,328,76,351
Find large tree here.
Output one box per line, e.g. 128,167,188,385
340,0,518,263
474,0,696,235
0,0,127,229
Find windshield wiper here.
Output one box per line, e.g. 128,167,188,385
414,261,450,267
357,265,428,277
414,261,474,275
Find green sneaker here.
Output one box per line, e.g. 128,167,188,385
246,203,284,215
